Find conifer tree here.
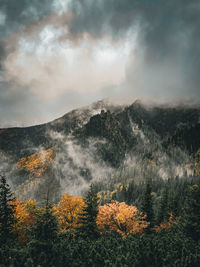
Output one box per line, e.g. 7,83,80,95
31,204,58,243
0,175,16,245
157,185,169,224
182,184,200,241
28,196,59,266
141,180,154,228
30,192,58,243
77,184,99,239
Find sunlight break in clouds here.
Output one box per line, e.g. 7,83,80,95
4,23,135,100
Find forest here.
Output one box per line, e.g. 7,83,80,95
0,174,200,267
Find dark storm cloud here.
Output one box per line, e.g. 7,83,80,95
0,0,54,37
0,0,55,67
69,0,200,97
0,0,200,127
69,0,200,56
0,0,58,126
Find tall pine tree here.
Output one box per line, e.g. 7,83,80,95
0,175,16,245
31,204,58,243
141,179,154,229
77,184,99,239
30,190,58,243
28,196,59,266
157,185,169,224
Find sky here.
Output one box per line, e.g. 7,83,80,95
0,0,200,127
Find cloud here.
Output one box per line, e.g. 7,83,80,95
0,0,55,37
69,0,200,99
52,0,72,15
0,0,200,127
0,10,6,26
3,22,134,99
0,0,57,72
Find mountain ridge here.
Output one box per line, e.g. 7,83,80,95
0,99,200,202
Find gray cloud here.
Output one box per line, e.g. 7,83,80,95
69,0,200,98
0,0,54,37
0,10,6,25
0,0,200,127
0,0,55,68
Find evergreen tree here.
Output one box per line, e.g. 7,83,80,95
77,184,99,239
182,184,200,241
28,201,59,266
30,202,58,243
141,180,154,228
168,194,179,218
0,175,16,245
157,185,169,224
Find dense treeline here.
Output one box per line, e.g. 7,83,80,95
97,175,200,218
1,174,200,266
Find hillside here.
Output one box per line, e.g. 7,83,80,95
0,100,200,202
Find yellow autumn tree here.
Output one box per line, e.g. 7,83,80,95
53,193,85,232
11,198,38,243
97,201,149,238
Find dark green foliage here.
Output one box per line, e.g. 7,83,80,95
30,204,58,242
1,231,199,267
31,231,200,267
24,257,34,267
157,185,169,224
1,176,200,266
77,184,99,239
27,204,59,266
141,180,154,228
0,175,16,246
182,184,200,241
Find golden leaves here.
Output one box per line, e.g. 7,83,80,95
11,198,38,243
53,193,85,232
97,201,149,238
16,148,55,176
10,193,176,241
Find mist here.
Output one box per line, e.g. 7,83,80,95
1,100,197,201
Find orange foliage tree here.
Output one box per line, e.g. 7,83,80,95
153,212,175,233
97,201,149,238
16,148,55,176
53,193,85,232
11,198,38,243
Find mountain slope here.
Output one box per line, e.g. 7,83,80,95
0,100,200,202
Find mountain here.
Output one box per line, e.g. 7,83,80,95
0,100,200,203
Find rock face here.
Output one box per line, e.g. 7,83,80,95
0,100,200,202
